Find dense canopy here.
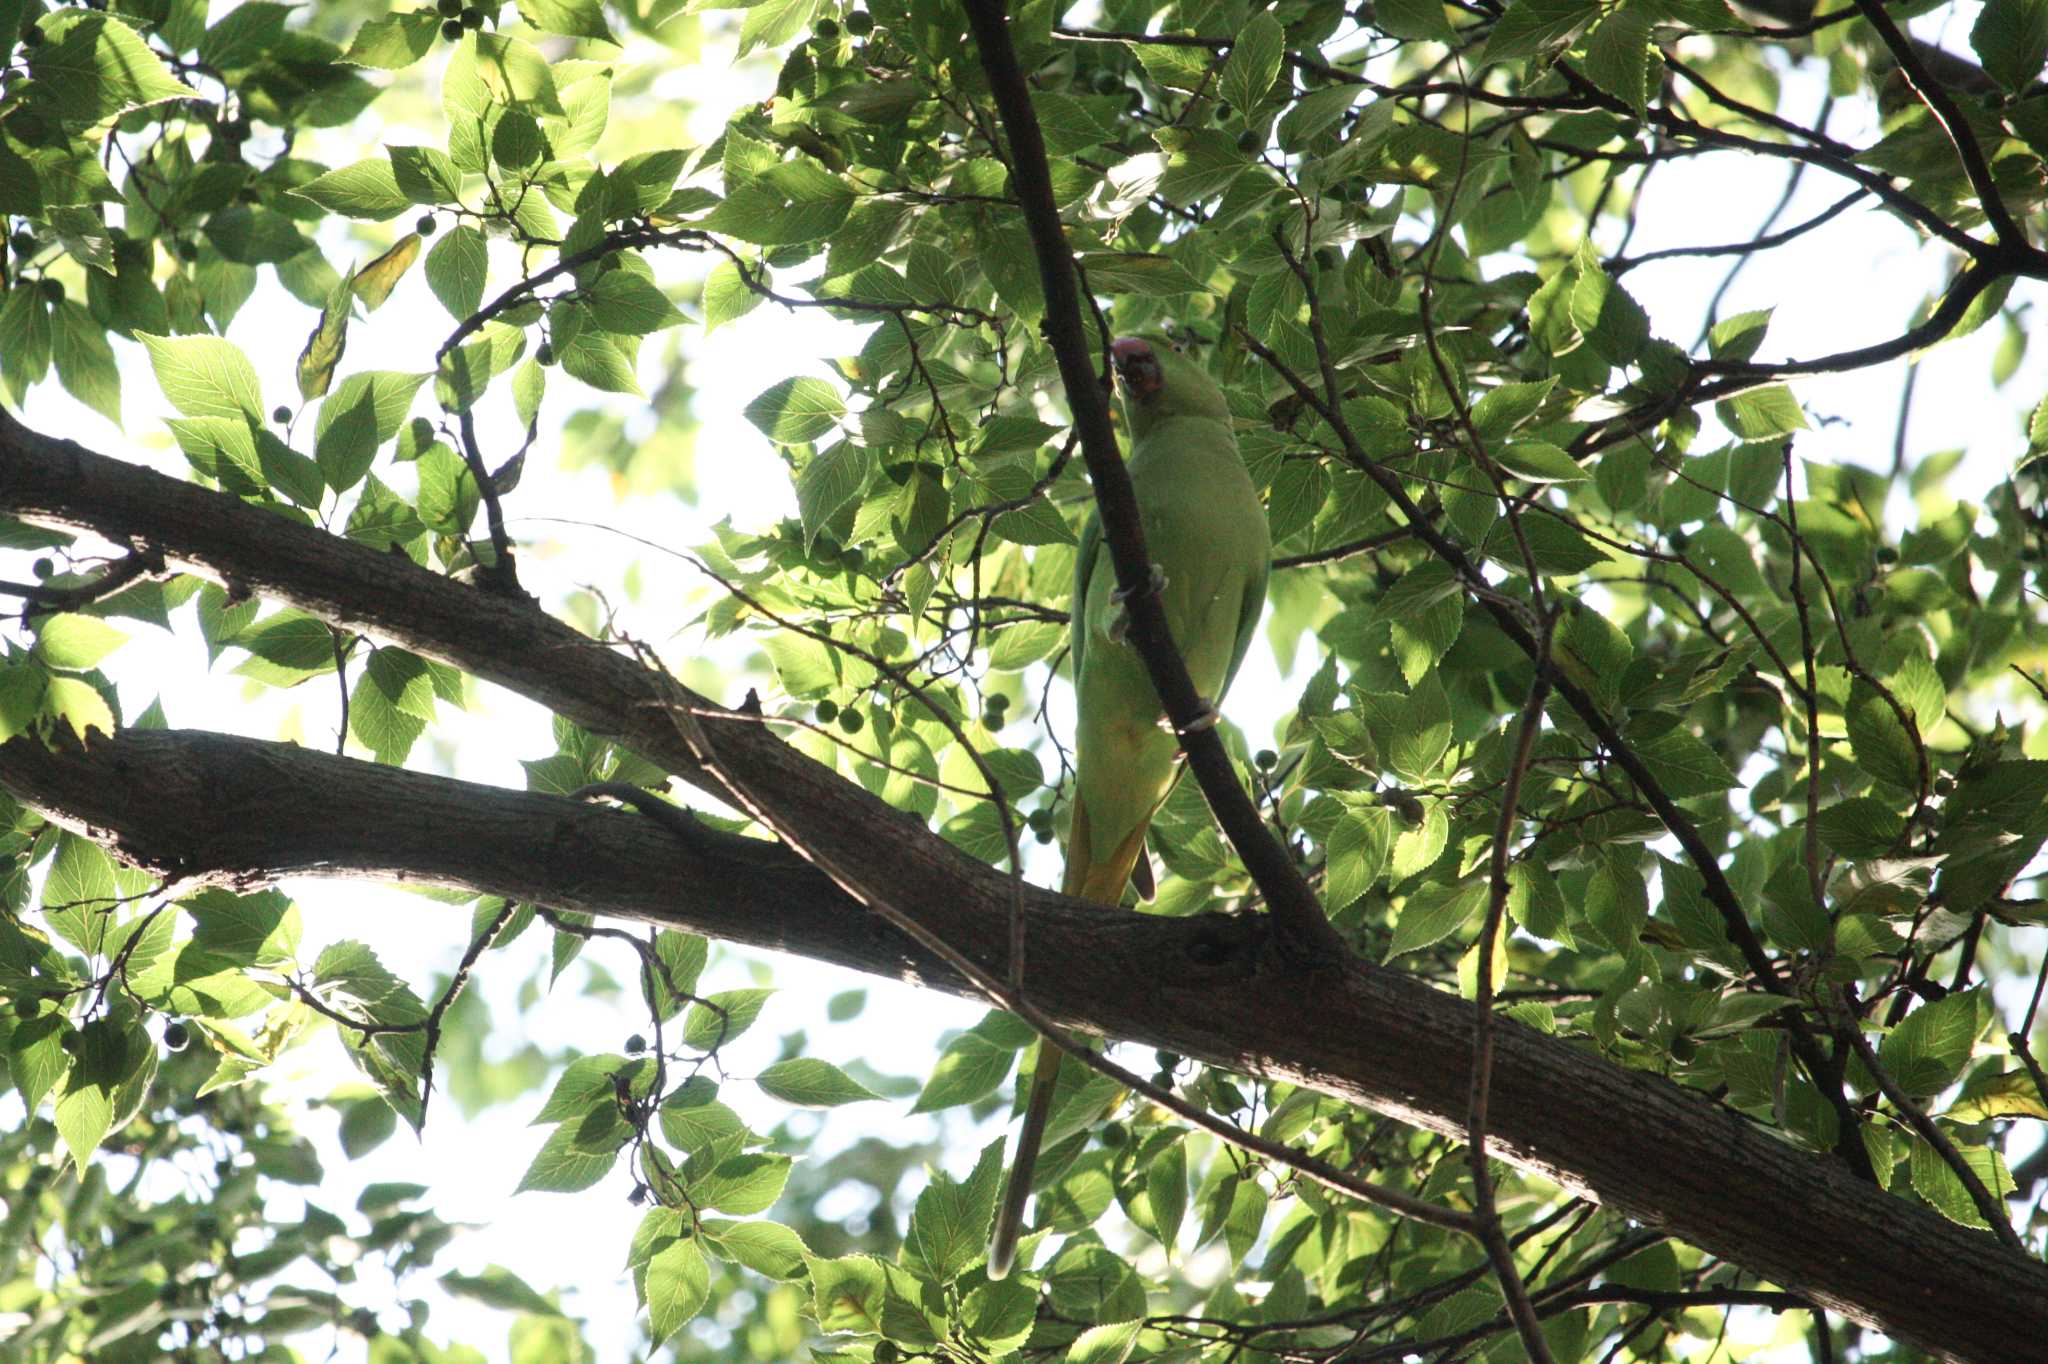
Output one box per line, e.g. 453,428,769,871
2,0,2048,1360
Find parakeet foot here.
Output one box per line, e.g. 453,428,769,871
1163,700,1222,736
1106,565,1169,643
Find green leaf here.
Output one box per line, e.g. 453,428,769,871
703,259,762,333
141,333,263,422
291,159,412,220
54,1015,132,1170
1067,1320,1143,1364
700,1219,809,1279
426,225,489,320
472,32,565,114
1469,377,1557,438
1582,4,1655,114
1483,0,1601,60
1908,1136,2014,1229
796,442,873,549
51,302,122,425
342,11,442,69
1492,440,1587,482
1387,878,1487,960
1845,677,1920,791
682,987,775,1050
1375,0,1456,41
1972,0,2048,95
755,1058,882,1107
913,1019,1019,1113
517,0,617,41
1387,673,1452,780
589,271,685,334
27,12,197,124
745,376,845,445
687,1151,791,1215
34,614,127,671
644,1236,710,1343
516,1116,626,1193
41,676,114,740
315,371,429,491
906,1142,1001,1284
1880,990,1982,1098
1074,252,1211,296
1145,1138,1187,1260
738,0,818,56
1708,308,1773,363
1716,386,1807,440
1220,14,1286,112
807,1253,886,1333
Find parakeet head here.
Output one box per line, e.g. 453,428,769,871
1110,336,1230,438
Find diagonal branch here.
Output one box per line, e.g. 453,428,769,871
3,722,2043,1359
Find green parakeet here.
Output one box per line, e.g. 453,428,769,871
988,335,1271,1279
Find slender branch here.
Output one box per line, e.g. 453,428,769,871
962,0,1344,963
1847,0,2024,248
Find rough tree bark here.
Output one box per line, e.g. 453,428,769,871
2,407,2045,1359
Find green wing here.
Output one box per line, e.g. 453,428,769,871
1069,507,1102,681
1220,555,1269,701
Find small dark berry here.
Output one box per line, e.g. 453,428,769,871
1033,826,1053,844
628,1184,648,1205
625,1034,646,1054
815,698,840,722
1214,101,1233,122
30,558,51,581
20,26,42,47
460,6,485,29
814,17,839,37
845,9,874,34
39,278,63,305
175,241,198,262
1254,749,1277,770
985,707,1005,729
438,0,463,13
536,343,557,366
272,406,291,424
1235,129,1261,154
1668,529,1690,550
838,708,865,734
1154,1048,1180,1071
416,215,437,237
1092,70,1123,95
164,1022,191,1051
441,18,463,39
1874,545,1898,564
11,997,35,1017
1099,1122,1128,1147
1669,1035,1697,1062
874,1343,900,1364
9,232,34,258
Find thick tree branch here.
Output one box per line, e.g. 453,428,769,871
4,722,2045,1359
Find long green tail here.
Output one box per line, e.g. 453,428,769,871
987,793,1149,1280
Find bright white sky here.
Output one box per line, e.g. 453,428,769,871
3,4,2043,1360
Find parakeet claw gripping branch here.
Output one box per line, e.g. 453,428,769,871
987,335,1271,1281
